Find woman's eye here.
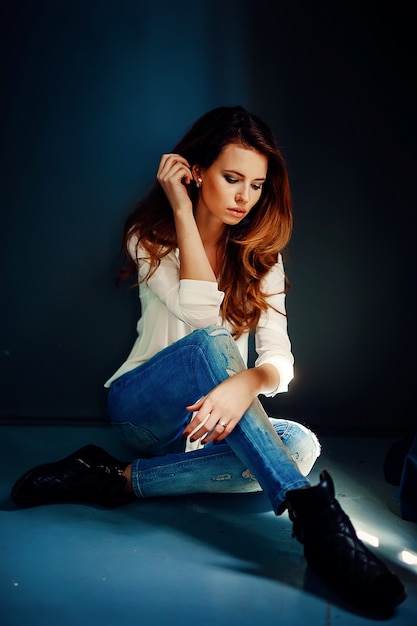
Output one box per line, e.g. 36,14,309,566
224,175,263,190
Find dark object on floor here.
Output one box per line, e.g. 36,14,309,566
287,470,407,612
398,433,417,522
384,433,417,522
11,444,133,507
383,435,414,485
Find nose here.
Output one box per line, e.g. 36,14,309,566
236,186,249,205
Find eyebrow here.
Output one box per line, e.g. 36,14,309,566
224,169,266,182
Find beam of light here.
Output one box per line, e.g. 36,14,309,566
356,529,379,547
400,550,417,566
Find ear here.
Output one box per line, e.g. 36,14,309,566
191,165,202,184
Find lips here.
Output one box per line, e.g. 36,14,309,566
227,207,246,217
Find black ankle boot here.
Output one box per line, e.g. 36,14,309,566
286,470,406,612
11,445,133,508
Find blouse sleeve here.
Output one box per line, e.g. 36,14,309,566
254,254,295,396
132,239,225,328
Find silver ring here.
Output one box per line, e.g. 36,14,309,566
218,421,227,428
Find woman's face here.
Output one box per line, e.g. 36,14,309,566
194,143,268,227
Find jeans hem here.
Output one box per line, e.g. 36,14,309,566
271,478,310,514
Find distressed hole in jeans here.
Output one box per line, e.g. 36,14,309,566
209,329,230,337
292,450,313,463
212,474,232,481
242,468,257,481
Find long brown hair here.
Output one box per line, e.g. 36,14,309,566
120,106,293,338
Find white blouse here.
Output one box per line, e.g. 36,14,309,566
104,243,294,396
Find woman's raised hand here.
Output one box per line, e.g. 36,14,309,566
157,153,193,213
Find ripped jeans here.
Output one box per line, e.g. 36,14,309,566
107,326,320,513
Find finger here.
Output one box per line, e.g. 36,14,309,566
159,153,190,167
161,167,192,187
185,397,205,412
166,153,190,167
183,397,207,435
202,420,234,444
200,426,224,444
187,405,224,441
158,161,192,184
191,412,225,443
184,411,213,441
158,154,191,177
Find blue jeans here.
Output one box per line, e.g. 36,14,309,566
107,326,319,513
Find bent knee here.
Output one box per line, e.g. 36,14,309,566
271,418,321,476
291,424,321,476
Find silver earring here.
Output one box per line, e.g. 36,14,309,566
196,177,202,188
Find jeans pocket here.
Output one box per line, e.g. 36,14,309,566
111,422,159,457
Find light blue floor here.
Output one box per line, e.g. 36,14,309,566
1,425,416,625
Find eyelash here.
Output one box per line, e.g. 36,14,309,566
224,175,263,191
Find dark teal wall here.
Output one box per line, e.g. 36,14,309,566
1,1,415,429
249,2,416,428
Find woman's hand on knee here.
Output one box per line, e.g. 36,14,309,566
184,395,238,445
183,373,258,444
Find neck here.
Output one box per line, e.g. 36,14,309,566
194,211,226,277
195,210,226,247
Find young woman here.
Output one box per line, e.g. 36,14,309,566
11,106,405,611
